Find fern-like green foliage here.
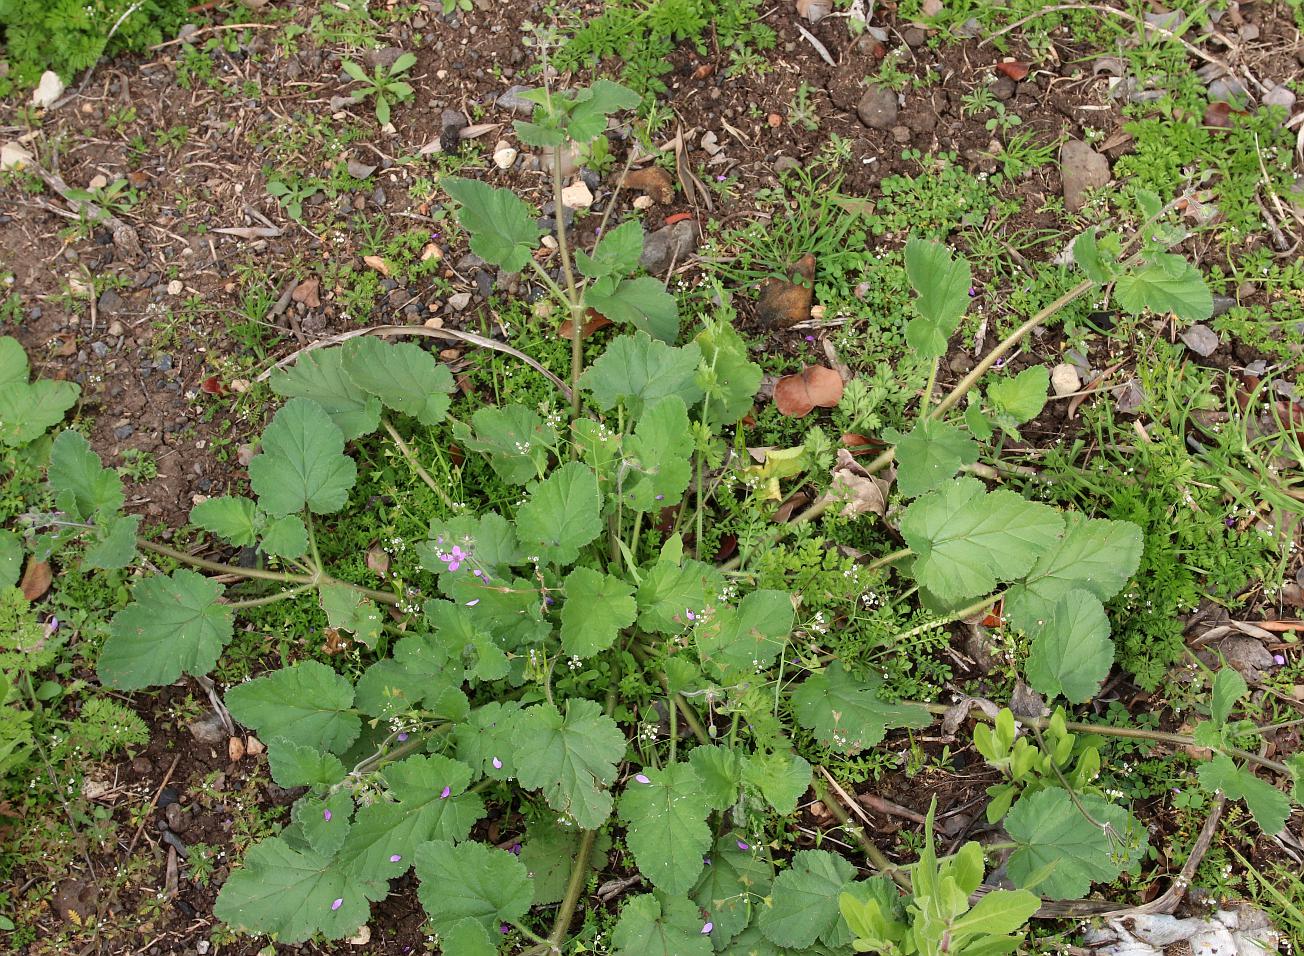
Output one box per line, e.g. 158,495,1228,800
556,0,775,96
0,0,192,87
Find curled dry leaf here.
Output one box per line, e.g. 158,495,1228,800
796,0,833,23
322,627,350,655
291,277,321,308
560,311,613,341
366,543,390,578
245,735,266,756
773,364,843,418
21,557,52,601
228,735,247,762
995,60,1030,81
818,448,891,517
362,255,390,277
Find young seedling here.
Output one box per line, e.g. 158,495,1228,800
342,52,416,125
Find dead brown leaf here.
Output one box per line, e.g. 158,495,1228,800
291,277,321,308
621,165,675,205
228,736,246,762
366,543,390,578
773,364,843,418
363,255,390,277
995,60,1030,81
818,448,891,517
20,558,52,601
560,312,613,341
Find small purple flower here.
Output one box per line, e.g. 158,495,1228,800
49,617,60,631
702,922,714,935
509,843,522,855
331,898,344,911
492,757,503,769
703,856,712,866
500,924,511,934
473,569,483,577
969,286,977,296
397,732,409,742
323,809,332,822
1275,654,1287,665
686,609,696,621
635,773,651,784
466,599,480,607
737,840,750,851
716,174,726,181
655,494,665,501
390,854,403,863
805,335,815,342
440,786,451,799
1225,517,1237,527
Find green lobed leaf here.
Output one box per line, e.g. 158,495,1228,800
620,763,713,895
1210,667,1248,728
695,589,794,674
987,365,1049,429
1003,515,1143,632
266,738,347,790
460,403,555,484
890,418,979,499
565,78,641,143
561,566,636,658
1197,753,1290,834
637,550,724,635
443,177,542,273
577,219,644,278
1005,788,1146,899
742,751,812,815
318,582,382,648
354,630,467,719
579,331,704,416
696,318,763,428
440,918,497,956
99,570,232,690
1073,229,1113,284
694,833,774,948
586,275,679,342
81,513,140,569
0,337,28,387
248,398,358,517
270,346,381,441
521,819,611,905
339,754,485,881
757,850,857,948
899,477,1065,602
260,514,309,559
226,660,360,754
791,662,931,754
49,429,123,519
1024,590,1114,704
0,379,80,447
512,698,626,828
612,893,713,956
904,237,972,357
688,746,743,812
213,836,386,944
621,395,694,512
0,531,20,590
288,790,355,857
515,461,603,566
455,701,523,782
341,336,454,426
190,496,257,547
413,839,533,936
1113,253,1213,323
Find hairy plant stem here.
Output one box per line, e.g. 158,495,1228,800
812,770,910,889
381,417,458,510
917,702,1290,775
135,538,400,605
551,143,585,421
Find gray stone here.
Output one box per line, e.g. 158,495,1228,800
187,711,225,745
97,289,127,315
496,85,536,114
902,26,927,47
1264,85,1297,113
371,187,387,207
91,341,110,358
856,85,898,130
112,424,134,440
1179,323,1220,357
774,155,803,175
1059,139,1110,212
640,220,697,273
164,802,189,833
991,76,1016,101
